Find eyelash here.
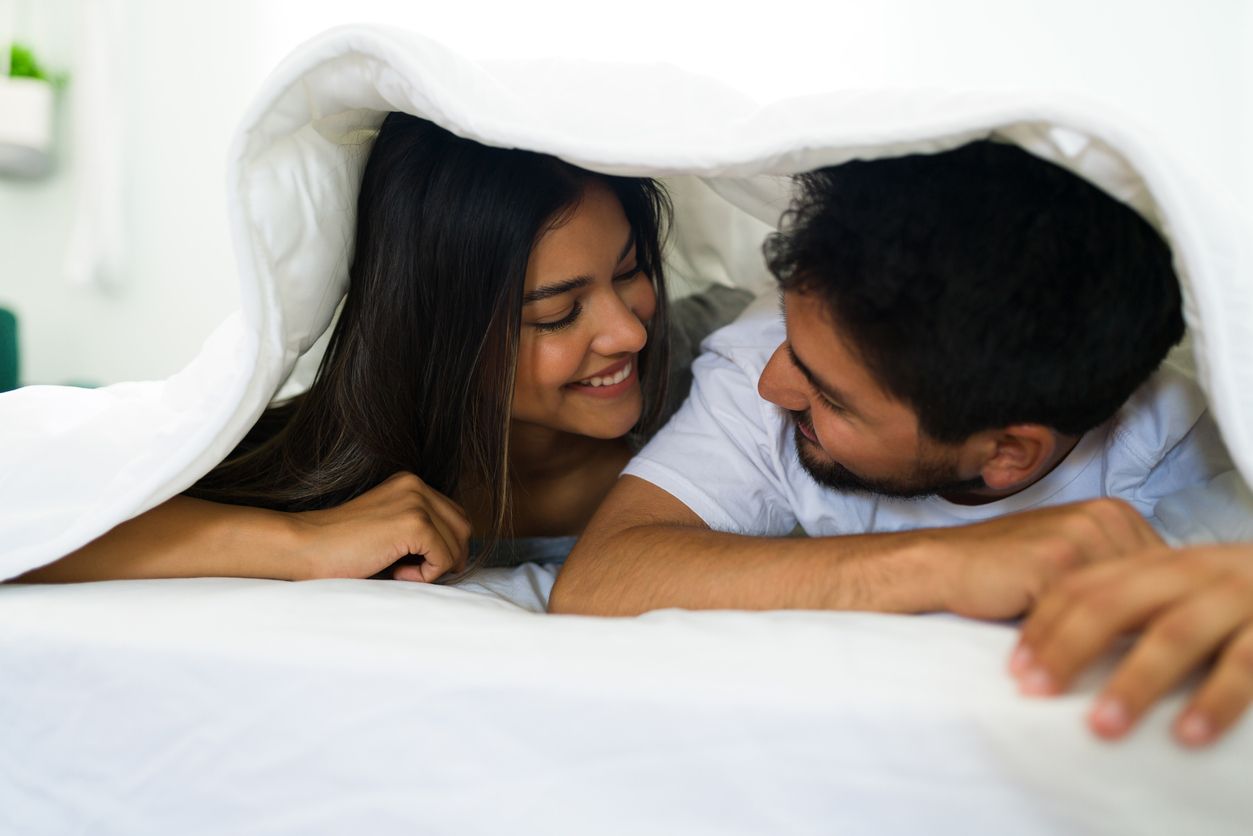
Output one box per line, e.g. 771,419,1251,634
809,384,847,414
533,301,583,333
530,266,644,334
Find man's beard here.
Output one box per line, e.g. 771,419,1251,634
791,412,986,500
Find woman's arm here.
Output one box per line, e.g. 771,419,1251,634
13,495,309,583
11,472,471,584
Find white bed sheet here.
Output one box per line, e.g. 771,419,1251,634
2,570,1248,835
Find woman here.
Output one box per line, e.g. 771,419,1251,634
18,113,751,584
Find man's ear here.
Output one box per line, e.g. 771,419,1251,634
977,424,1063,492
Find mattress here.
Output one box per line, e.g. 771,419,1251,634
3,570,1249,835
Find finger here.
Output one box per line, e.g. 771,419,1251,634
1019,559,1219,696
411,517,462,582
382,471,425,491
386,478,472,567
383,506,461,583
393,563,426,583
1014,559,1144,673
424,506,471,573
391,538,457,583
1086,580,1251,739
1174,624,1253,748
418,488,474,557
417,545,456,582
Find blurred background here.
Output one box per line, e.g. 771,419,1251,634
1,0,1250,389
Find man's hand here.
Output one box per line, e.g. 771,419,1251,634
1011,543,1253,747
934,498,1164,620
293,472,472,582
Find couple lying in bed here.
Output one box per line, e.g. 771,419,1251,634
22,113,1253,749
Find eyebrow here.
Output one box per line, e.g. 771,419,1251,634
786,343,860,413
521,233,637,305
522,276,590,304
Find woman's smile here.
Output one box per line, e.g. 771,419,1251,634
566,357,636,398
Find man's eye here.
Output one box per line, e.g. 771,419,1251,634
613,265,643,282
532,302,583,333
812,386,847,414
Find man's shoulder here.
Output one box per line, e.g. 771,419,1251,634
697,291,785,373
1108,345,1211,469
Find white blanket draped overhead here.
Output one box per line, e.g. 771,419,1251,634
1,24,1251,577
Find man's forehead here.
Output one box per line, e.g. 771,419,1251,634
781,290,848,360
780,290,898,412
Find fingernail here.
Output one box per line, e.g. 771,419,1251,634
1009,644,1033,676
1176,712,1213,747
1089,696,1130,736
1019,666,1055,696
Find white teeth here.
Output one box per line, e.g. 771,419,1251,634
578,361,631,388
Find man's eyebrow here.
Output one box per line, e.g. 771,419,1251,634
786,343,859,412
522,233,637,305
522,276,592,304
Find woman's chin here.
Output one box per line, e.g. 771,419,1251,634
574,406,643,441
581,417,641,441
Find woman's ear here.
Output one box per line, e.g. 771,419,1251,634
977,424,1066,492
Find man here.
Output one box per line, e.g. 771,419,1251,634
550,140,1253,746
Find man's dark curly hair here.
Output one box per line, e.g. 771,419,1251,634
763,139,1184,443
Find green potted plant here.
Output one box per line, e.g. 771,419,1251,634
0,42,58,178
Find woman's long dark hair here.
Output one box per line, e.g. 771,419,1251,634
189,113,672,560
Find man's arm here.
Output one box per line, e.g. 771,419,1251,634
548,475,1161,617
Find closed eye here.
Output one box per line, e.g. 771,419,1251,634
532,301,583,333
810,383,848,415
613,265,644,282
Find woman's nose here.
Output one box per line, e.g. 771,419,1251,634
590,292,649,357
758,343,809,410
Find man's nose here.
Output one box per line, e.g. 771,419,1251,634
758,343,809,410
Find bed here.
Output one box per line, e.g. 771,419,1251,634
4,569,1250,835
2,23,1252,834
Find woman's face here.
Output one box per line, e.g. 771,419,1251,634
511,180,657,440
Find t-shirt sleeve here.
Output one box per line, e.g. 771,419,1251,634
1136,413,1253,544
622,346,798,537
659,285,756,427
1115,410,1253,545
1099,357,1253,545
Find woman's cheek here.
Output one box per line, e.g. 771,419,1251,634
537,334,588,390
630,277,658,325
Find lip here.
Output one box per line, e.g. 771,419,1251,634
795,415,819,444
567,357,637,399
576,357,631,382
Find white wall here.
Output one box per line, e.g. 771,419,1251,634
0,0,272,385
0,0,1249,386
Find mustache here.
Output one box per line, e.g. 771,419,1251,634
787,408,814,434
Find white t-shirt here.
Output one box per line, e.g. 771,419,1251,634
624,295,1251,546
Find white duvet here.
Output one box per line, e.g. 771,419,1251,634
2,23,1252,834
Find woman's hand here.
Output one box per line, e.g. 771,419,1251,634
292,472,473,583
1011,543,1253,747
